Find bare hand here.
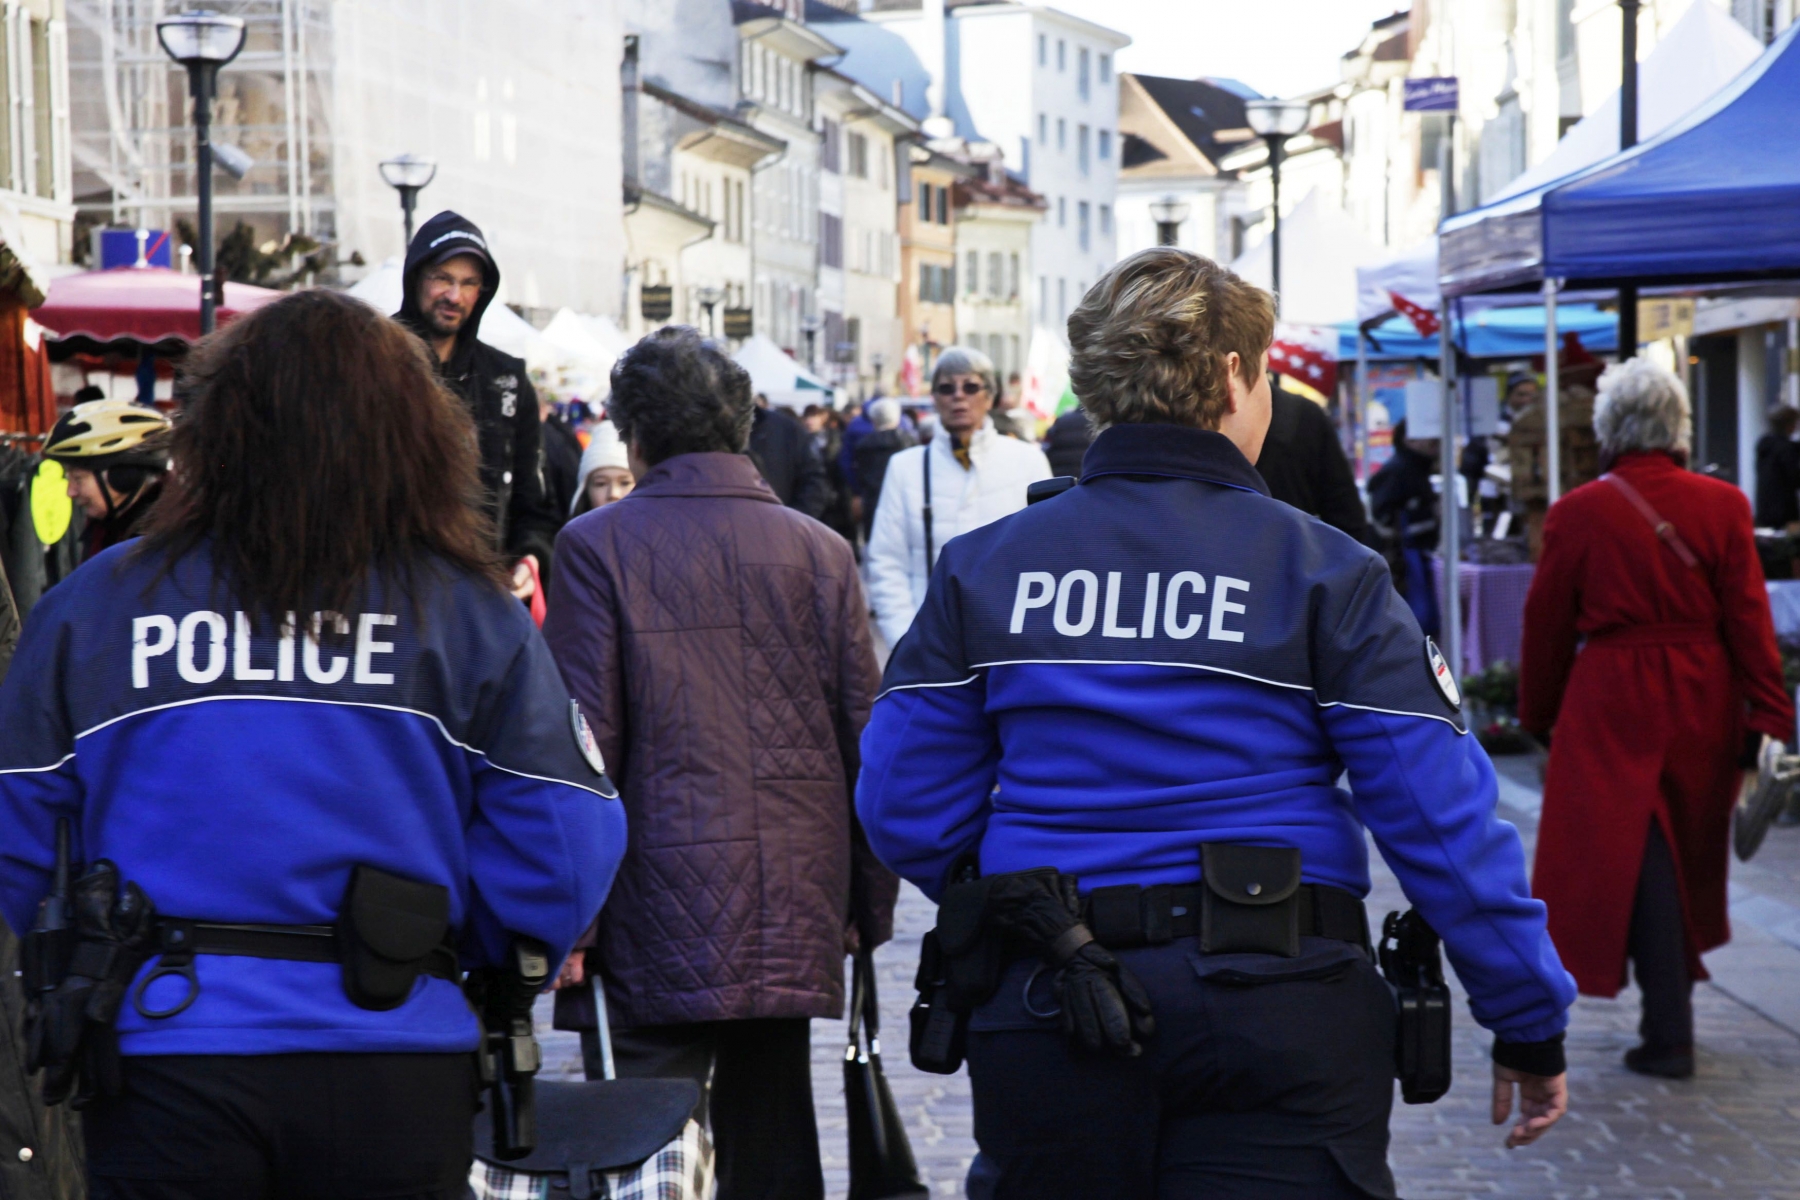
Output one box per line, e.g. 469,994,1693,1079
550,950,585,991
510,555,539,601
1492,1065,1568,1148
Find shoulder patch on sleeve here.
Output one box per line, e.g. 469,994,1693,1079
1424,638,1462,711
570,700,606,776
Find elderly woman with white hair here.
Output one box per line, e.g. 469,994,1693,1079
1521,357,1793,1080
866,345,1050,647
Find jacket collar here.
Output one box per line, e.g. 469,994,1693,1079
1079,423,1271,497
932,417,996,466
627,451,781,503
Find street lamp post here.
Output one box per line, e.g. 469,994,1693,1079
156,9,246,336
1244,98,1310,316
1616,0,1641,356
1148,197,1191,248
801,313,823,373
379,154,438,244
697,286,725,339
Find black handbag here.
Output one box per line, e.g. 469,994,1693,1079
846,947,929,1200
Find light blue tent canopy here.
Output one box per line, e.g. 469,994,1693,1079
1341,303,1617,361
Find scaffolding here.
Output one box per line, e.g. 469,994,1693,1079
66,0,332,253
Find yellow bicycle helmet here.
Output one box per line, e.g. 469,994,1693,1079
43,399,173,472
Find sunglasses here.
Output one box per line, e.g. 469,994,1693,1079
934,381,988,397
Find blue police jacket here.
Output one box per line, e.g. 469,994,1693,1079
0,540,626,1056
857,424,1575,1044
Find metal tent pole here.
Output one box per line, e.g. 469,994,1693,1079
1438,117,1461,683
1355,325,1370,479
1545,278,1562,504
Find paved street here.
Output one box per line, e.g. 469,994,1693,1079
540,751,1800,1198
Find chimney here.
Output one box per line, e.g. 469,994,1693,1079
923,0,947,121
621,34,640,190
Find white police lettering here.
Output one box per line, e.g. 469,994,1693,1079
1053,570,1098,636
303,612,351,684
1004,570,1253,644
177,611,228,684
131,616,176,688
1164,572,1205,640
129,609,400,688
354,614,399,685
1207,577,1250,643
234,612,274,681
1010,572,1055,633
1101,572,1136,639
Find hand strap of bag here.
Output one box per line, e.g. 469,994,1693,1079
1603,472,1701,570
846,947,880,1054
588,974,617,1081
922,448,935,572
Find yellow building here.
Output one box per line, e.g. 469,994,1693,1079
897,146,962,392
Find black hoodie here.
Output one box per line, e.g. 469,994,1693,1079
395,210,560,568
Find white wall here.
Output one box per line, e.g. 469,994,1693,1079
330,0,624,318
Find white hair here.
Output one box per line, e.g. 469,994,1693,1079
931,345,1001,400
1593,356,1691,461
868,398,902,430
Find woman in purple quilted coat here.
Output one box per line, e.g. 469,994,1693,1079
545,326,898,1200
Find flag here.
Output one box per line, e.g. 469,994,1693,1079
1389,290,1441,337
1269,323,1338,396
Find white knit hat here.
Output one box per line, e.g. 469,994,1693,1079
573,420,631,514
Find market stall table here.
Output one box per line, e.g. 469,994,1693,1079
1431,555,1535,676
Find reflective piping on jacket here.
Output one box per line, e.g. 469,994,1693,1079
0,753,76,776
69,693,620,799
878,657,1469,734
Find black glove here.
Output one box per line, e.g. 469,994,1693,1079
31,861,156,1106
984,871,1155,1057
1740,731,1767,770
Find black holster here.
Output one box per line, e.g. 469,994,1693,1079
909,858,1001,1075
1379,909,1453,1104
337,866,452,1011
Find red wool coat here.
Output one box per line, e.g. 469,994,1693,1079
1519,451,1793,996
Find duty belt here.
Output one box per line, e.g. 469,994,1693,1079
132,918,460,1020
1082,882,1370,953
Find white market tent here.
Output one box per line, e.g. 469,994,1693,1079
733,333,833,409
1354,0,1763,322
541,306,620,400
343,256,560,370
1230,189,1385,326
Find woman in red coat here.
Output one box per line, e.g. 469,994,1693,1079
1520,357,1793,1079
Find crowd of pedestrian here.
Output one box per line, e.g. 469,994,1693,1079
0,215,1789,1200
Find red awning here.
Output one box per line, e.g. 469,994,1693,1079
37,267,283,348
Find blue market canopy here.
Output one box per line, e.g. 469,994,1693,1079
1439,20,1800,297
1341,303,1617,361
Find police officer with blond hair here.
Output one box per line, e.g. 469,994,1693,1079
857,248,1576,1199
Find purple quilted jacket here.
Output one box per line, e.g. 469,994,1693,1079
544,452,897,1029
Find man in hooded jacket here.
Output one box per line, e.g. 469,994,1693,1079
394,211,562,577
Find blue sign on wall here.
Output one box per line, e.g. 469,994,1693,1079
1403,77,1460,112
97,228,174,270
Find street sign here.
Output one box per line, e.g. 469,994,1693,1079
1638,297,1695,340
1403,77,1459,112
639,285,672,322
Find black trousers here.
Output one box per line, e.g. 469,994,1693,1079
584,1017,821,1200
83,1053,476,1200
965,940,1398,1200
1629,822,1694,1051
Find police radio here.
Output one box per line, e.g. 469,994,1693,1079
467,937,551,1159
1379,909,1452,1104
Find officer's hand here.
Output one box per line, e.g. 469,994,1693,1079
1491,1064,1567,1148
550,950,584,991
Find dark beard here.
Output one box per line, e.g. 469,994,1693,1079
424,307,467,340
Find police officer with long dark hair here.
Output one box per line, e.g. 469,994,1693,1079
0,289,626,1199
858,249,1575,1199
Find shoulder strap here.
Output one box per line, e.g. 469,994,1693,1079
1602,472,1700,570
922,446,935,571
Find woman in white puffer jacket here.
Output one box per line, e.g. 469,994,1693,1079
867,345,1052,648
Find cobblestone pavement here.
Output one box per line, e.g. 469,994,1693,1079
538,752,1800,1199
